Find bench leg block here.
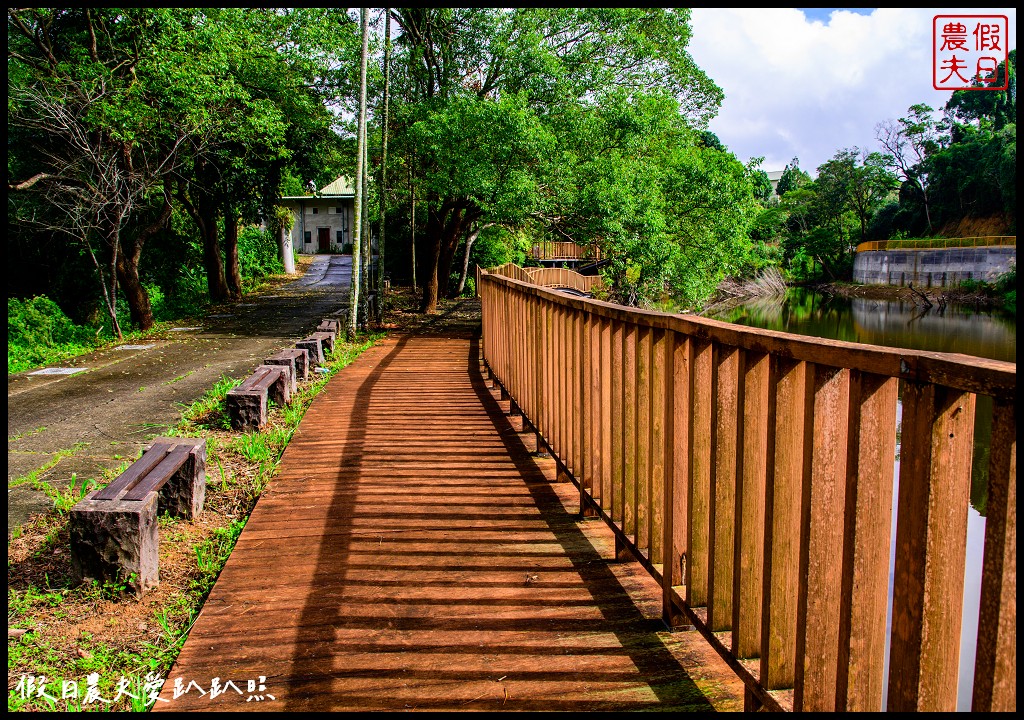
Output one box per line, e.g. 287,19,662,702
227,390,267,432
292,349,310,381
70,493,159,592
295,339,324,366
263,357,298,394
257,364,292,407
146,437,206,520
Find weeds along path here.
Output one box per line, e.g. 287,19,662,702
6,255,353,534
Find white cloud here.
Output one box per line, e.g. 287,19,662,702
689,8,1017,174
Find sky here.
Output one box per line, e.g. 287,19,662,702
688,8,1017,175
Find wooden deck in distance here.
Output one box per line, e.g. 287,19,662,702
155,329,744,711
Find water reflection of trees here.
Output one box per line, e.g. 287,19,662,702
711,290,1010,518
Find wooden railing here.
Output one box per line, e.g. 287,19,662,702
484,263,604,294
530,241,602,261
479,270,1016,712
856,236,1016,252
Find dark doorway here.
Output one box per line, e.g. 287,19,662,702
318,227,331,253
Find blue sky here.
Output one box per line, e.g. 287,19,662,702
688,8,1017,175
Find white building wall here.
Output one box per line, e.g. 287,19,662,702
283,198,355,254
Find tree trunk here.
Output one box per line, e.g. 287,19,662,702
178,175,230,303
421,207,443,313
349,7,369,339
115,191,172,331
456,223,492,295
279,223,295,274
422,201,469,310
84,237,122,340
438,208,468,299
116,251,153,331
410,157,417,291
190,191,229,302
920,184,934,234
224,210,242,300
201,208,229,302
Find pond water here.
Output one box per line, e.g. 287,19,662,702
708,288,1015,711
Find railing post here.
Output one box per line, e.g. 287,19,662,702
761,358,811,692
973,399,1016,711
733,350,769,660
650,328,667,566
601,318,613,518
888,383,976,712
636,326,652,555
623,324,638,541
709,345,739,633
610,320,624,532
589,315,603,510
661,330,687,628
687,340,713,610
837,372,899,711
796,365,851,711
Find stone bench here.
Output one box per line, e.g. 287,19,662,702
296,335,328,366
226,364,292,432
318,318,341,336
263,348,309,391
70,437,206,592
310,330,335,354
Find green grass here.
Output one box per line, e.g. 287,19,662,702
7,321,179,376
176,375,243,430
9,443,90,494
8,426,47,442
163,371,194,386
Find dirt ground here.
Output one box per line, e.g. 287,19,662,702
7,255,354,534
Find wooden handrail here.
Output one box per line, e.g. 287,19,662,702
487,263,604,294
479,270,1016,712
856,236,1016,252
530,241,602,260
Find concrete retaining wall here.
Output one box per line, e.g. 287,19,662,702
853,246,1015,287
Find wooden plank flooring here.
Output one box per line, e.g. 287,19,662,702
155,331,743,711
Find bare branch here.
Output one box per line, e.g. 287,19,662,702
8,172,54,191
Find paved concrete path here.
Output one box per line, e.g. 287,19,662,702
153,329,743,711
7,255,353,533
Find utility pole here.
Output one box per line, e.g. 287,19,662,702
410,154,416,292
348,7,368,340
377,8,391,322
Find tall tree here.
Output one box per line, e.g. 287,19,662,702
945,50,1016,131
388,8,722,312
8,8,186,332
876,104,948,234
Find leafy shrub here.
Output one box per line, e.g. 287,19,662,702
8,296,92,349
8,296,99,374
238,226,284,280
993,264,1015,314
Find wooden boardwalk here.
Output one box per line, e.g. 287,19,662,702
155,329,743,711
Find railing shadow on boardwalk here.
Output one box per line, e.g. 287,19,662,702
278,330,717,711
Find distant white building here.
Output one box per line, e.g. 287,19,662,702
278,176,357,254
766,169,785,195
